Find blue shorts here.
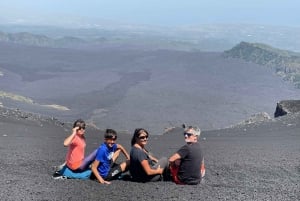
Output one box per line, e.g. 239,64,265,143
60,165,91,179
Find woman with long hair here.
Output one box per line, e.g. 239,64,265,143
129,128,168,182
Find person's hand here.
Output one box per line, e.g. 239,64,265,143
100,179,111,184
174,159,181,166
157,165,164,174
72,127,79,133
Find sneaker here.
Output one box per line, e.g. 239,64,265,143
52,174,68,180
53,175,68,180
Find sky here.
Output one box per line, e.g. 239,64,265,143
0,0,299,27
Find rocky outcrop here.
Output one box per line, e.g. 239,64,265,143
234,112,272,127
0,106,65,127
274,100,300,117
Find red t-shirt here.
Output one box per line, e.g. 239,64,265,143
66,134,86,170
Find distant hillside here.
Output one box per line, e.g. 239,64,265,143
0,31,87,47
223,41,300,88
0,30,202,51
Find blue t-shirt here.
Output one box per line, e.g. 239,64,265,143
95,143,117,177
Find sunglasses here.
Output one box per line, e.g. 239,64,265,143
138,136,148,140
105,135,117,140
77,126,86,131
184,133,193,137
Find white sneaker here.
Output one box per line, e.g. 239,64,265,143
52,174,68,180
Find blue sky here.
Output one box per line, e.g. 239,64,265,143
0,0,299,27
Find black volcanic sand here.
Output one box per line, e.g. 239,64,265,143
2,42,300,134
1,108,300,201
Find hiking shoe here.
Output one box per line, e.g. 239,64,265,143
52,171,67,180
52,174,68,180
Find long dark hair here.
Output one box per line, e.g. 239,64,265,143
131,128,149,146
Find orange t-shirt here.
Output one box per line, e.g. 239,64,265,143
65,134,86,170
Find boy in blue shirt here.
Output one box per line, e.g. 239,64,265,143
91,129,130,184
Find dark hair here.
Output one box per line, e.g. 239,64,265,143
131,128,149,146
104,129,117,139
73,119,86,129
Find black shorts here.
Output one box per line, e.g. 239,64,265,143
104,163,122,181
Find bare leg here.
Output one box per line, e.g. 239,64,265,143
120,160,130,172
112,149,121,163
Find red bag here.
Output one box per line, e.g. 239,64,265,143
170,164,185,185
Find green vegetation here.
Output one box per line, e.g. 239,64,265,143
223,41,300,88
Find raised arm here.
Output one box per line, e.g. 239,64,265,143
63,127,78,147
117,144,130,160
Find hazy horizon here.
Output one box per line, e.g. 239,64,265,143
0,0,299,28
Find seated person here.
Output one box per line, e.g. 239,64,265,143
169,125,205,185
91,129,130,184
53,119,97,179
129,128,168,182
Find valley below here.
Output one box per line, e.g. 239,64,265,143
0,41,300,134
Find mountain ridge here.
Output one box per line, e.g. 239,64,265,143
1,24,300,52
224,41,300,88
